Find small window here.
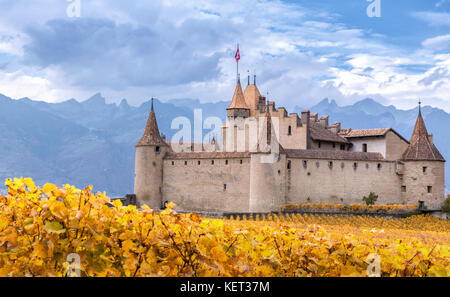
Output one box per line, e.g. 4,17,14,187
287,160,291,170
328,161,333,169
332,143,336,148
211,160,214,165
401,186,406,192
152,161,156,167
303,160,307,168
316,161,320,168
223,184,227,191
353,162,358,170
340,144,346,151
159,186,162,193
427,186,432,193
171,161,174,165
288,126,292,135
362,143,367,152
185,161,188,165
341,162,345,169
366,163,369,169
418,201,424,209
240,159,243,165
377,163,382,170
423,167,427,174
225,160,229,165
198,160,201,165
318,141,321,149
278,170,281,175
155,146,160,153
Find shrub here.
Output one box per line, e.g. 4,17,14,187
362,192,378,205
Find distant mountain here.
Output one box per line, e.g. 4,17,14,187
0,94,448,196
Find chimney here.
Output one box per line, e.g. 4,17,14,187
319,116,329,128
329,122,341,134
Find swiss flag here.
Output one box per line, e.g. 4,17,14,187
235,45,240,62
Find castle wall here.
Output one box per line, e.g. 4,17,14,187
285,158,403,205
162,157,251,213
385,131,409,160
402,161,445,209
249,153,286,212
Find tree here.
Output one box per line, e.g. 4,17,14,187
442,195,450,213
362,192,378,205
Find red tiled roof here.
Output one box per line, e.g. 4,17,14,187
340,128,409,143
402,111,445,161
309,122,349,143
136,101,167,147
285,149,384,161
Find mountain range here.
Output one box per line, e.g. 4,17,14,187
0,93,448,196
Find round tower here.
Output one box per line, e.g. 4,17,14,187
401,104,446,210
134,98,168,210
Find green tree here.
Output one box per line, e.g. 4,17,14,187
442,195,450,213
362,192,378,205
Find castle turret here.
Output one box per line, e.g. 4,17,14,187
134,98,167,210
243,74,261,117
401,105,445,209
227,76,250,118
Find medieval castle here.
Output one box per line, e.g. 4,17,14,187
133,75,446,214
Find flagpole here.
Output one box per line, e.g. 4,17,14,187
237,43,239,83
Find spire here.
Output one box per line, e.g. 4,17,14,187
136,98,167,147
402,106,444,161
227,79,249,110
247,70,250,86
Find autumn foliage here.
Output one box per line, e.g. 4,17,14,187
0,178,448,277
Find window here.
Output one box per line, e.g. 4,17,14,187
171,161,174,165
155,146,160,153
401,186,406,192
340,144,346,151
418,201,424,209
287,160,291,170
303,160,307,168
353,162,358,170
211,160,214,165
377,163,382,170
288,126,292,135
328,161,333,169
362,143,367,152
423,167,427,174
427,186,432,193
318,141,321,149
198,160,201,165
240,159,243,164
278,170,281,175
184,161,188,165
225,160,229,165
366,163,369,169
341,162,345,169
316,161,320,168
223,184,227,191
332,143,336,148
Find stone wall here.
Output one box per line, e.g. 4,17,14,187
162,157,251,213
285,158,403,205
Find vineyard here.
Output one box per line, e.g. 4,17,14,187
0,178,448,277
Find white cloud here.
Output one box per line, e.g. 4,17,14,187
422,34,450,51
411,11,450,27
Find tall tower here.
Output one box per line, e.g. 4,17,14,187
402,103,445,209
134,98,167,210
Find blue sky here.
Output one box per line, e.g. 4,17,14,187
0,0,449,111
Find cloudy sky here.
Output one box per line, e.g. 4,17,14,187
0,0,449,111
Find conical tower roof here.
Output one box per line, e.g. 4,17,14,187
227,80,249,110
402,108,444,161
136,99,167,147
244,84,261,114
